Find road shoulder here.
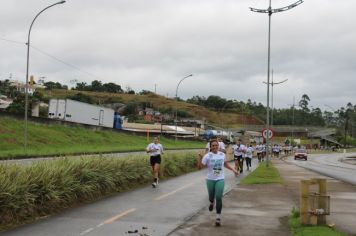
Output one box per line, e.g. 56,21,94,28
171,158,356,236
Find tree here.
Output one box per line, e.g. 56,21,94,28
187,95,206,106
204,95,227,110
91,80,103,92
139,90,154,95
103,82,123,93
44,81,65,90
298,94,310,112
75,82,88,91
125,86,135,94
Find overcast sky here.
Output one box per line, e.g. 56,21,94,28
0,0,355,110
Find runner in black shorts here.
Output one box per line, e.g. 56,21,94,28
150,154,161,167
146,136,164,188
231,139,245,173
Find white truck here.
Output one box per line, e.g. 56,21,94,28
48,99,115,128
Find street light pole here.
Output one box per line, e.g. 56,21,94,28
175,74,193,141
263,70,288,126
250,0,303,167
288,96,296,144
24,1,66,153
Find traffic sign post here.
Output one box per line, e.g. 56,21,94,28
262,128,274,167
262,128,274,139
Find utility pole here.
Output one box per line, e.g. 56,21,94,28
175,74,193,141
24,1,66,153
263,69,288,126
250,0,303,167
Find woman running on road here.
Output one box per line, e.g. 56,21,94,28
198,140,238,226
146,136,164,188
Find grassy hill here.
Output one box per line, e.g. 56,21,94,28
0,115,204,159
40,89,263,127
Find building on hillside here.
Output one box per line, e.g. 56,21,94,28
0,95,13,109
138,107,164,122
179,118,205,129
9,77,45,95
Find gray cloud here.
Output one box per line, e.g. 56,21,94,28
0,0,355,111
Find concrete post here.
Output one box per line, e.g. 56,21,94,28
300,180,309,225
318,179,327,225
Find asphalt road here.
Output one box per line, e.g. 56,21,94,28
286,152,356,185
1,159,257,236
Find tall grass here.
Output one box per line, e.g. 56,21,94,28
0,152,198,229
289,207,347,236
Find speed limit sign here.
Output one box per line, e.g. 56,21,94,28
262,128,274,139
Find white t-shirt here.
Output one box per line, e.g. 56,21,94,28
146,143,163,156
245,147,254,158
232,144,245,156
202,152,226,180
256,144,263,153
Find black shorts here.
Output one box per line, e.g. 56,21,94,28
234,155,243,161
150,155,161,166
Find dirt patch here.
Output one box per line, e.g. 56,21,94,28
4,138,17,143
0,129,8,134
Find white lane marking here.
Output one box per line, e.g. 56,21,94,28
80,227,94,236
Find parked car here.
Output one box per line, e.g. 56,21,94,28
294,149,307,160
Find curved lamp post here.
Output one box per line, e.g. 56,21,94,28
175,74,193,141
250,0,303,166
263,70,288,126
24,1,66,152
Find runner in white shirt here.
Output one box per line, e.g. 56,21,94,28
231,139,246,173
262,143,266,161
245,144,254,171
256,143,263,163
146,136,164,188
198,140,237,227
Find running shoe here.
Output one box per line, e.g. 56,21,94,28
152,182,157,188
215,218,221,227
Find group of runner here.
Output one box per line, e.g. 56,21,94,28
146,136,237,226
146,136,291,227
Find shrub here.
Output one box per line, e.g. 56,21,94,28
0,152,198,229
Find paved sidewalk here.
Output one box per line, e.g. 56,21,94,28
171,159,356,236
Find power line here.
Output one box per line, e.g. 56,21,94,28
0,37,103,81
30,45,103,81
0,37,25,45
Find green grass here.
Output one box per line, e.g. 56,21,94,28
0,151,199,230
240,161,283,185
289,208,347,236
0,116,204,159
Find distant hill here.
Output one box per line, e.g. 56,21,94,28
39,89,264,127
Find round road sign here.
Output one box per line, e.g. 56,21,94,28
262,128,274,139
